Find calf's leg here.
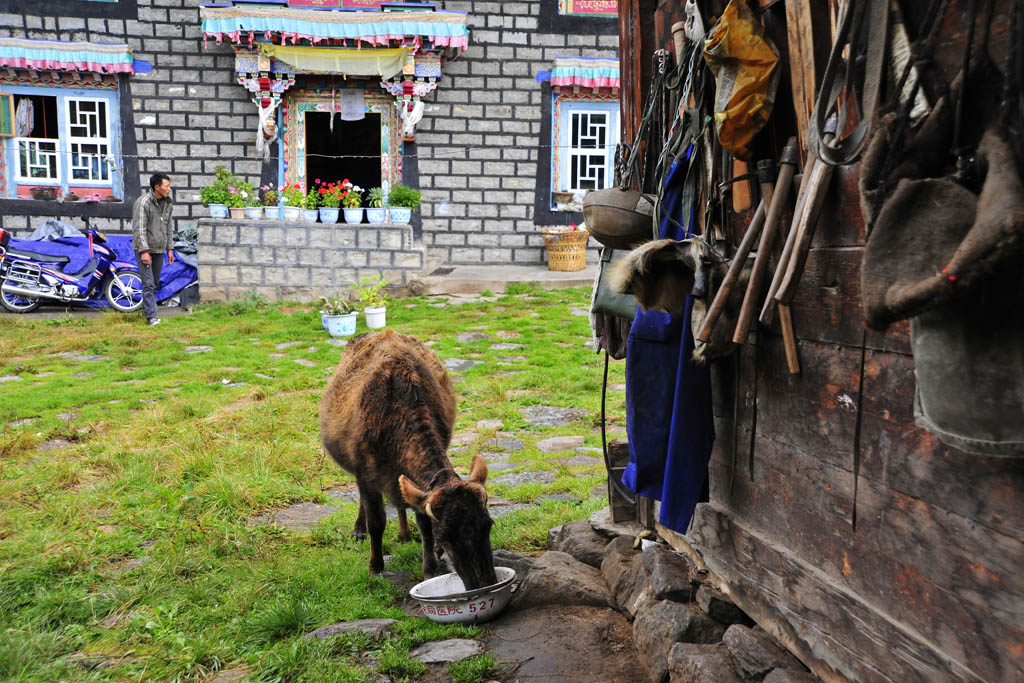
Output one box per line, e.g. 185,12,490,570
358,482,387,574
414,511,439,579
353,498,367,540
396,501,413,543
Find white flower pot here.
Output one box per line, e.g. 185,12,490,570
264,206,281,220
366,207,387,224
319,207,340,224
325,312,358,337
283,206,301,221
343,208,365,224
209,203,228,218
364,306,387,329
244,206,263,220
389,207,412,224
302,209,319,223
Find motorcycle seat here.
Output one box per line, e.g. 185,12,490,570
5,249,71,265
65,257,100,279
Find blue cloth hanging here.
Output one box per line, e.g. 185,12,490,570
622,157,715,534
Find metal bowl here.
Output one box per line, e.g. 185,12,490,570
409,566,517,624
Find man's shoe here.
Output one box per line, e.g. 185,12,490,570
148,318,162,326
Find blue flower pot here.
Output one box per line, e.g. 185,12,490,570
265,206,282,220
366,207,387,224
302,209,319,223
319,207,340,224
321,311,328,330
389,207,412,224
343,208,365,224
209,204,228,218
325,312,357,337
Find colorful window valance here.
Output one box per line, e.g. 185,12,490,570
0,38,135,74
546,57,620,91
200,6,470,50
257,44,408,78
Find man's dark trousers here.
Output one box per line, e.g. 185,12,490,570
136,252,162,321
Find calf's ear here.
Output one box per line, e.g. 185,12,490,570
468,453,488,485
399,475,427,508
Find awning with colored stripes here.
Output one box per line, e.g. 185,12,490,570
0,38,135,74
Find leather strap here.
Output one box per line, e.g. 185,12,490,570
810,0,891,166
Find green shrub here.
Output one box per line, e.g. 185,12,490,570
387,184,421,210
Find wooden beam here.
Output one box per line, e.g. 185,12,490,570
784,1,831,164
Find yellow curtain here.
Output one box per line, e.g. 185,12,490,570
260,44,408,78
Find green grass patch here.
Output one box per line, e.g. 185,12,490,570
0,286,625,679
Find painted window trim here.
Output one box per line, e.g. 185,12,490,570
0,0,139,20
2,84,122,199
538,0,618,36
550,95,619,211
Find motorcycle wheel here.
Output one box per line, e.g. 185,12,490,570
0,286,41,313
104,270,144,312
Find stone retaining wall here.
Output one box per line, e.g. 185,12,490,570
197,219,423,302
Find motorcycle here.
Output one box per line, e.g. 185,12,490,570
0,227,143,314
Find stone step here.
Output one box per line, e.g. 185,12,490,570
197,218,426,302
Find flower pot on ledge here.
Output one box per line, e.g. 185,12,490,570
229,207,245,220
283,206,301,221
344,208,364,224
209,204,228,218
244,206,262,220
301,209,319,223
389,207,412,224
319,207,340,224
366,207,387,224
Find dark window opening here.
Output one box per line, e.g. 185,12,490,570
304,112,382,195
14,95,58,139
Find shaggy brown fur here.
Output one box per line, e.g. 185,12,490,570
319,329,497,589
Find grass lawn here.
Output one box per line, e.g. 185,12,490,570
0,284,627,682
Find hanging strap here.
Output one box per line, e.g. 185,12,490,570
810,0,891,166
601,350,636,506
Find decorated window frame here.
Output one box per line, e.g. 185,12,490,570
1,84,123,201
553,96,619,198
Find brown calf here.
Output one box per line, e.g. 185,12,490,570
319,329,498,590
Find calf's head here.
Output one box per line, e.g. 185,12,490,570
399,454,497,590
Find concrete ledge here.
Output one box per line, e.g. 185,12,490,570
414,263,598,295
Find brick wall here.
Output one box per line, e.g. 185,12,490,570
0,0,618,271
415,0,617,266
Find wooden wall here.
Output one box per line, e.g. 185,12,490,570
624,1,1024,681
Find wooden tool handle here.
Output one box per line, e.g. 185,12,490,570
761,155,818,325
775,158,835,305
732,138,799,345
695,199,766,344
779,304,801,374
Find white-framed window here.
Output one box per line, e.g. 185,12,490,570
552,96,619,206
65,97,111,184
3,87,120,199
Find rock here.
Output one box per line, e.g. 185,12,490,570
483,437,524,451
477,451,510,462
494,471,554,487
409,639,483,664
551,455,600,467
450,431,480,445
576,446,602,454
668,643,743,683
476,418,504,430
293,359,316,367
496,355,527,362
535,435,585,453
488,502,533,518
73,371,94,378
723,625,803,680
456,331,490,343
696,585,751,626
519,405,589,427
7,417,38,427
37,439,71,451
303,618,397,641
489,342,524,350
495,330,521,339
600,536,649,616
275,341,302,349
549,520,611,569
493,549,533,582
546,524,564,549
589,507,647,538
487,462,518,472
0,375,23,382
71,354,110,362
635,604,727,683
611,383,627,392
444,358,484,372
56,412,80,421
643,544,699,602
326,339,347,346
251,502,340,531
185,345,212,353
209,667,250,682
762,668,818,683
512,551,612,609
537,493,581,504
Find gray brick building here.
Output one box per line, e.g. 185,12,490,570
0,0,618,300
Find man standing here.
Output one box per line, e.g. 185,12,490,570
131,173,175,326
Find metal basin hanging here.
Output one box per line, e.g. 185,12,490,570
582,188,657,250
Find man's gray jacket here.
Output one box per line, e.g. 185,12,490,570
131,190,173,253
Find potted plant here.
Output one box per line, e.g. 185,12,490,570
225,183,253,220
200,166,234,218
366,186,387,224
302,187,320,222
281,183,304,221
244,187,263,220
387,184,420,225
341,180,364,224
320,293,358,337
317,180,342,224
261,185,279,220
348,274,389,329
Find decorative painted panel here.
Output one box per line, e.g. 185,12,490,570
559,0,617,17
280,88,401,192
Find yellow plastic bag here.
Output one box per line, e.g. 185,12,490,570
703,0,780,159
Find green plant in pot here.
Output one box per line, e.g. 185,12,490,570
281,184,305,221
225,182,254,219
387,184,420,225
320,293,358,337
366,186,387,224
200,166,236,218
348,274,390,329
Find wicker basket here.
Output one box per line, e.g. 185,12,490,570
541,227,590,272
